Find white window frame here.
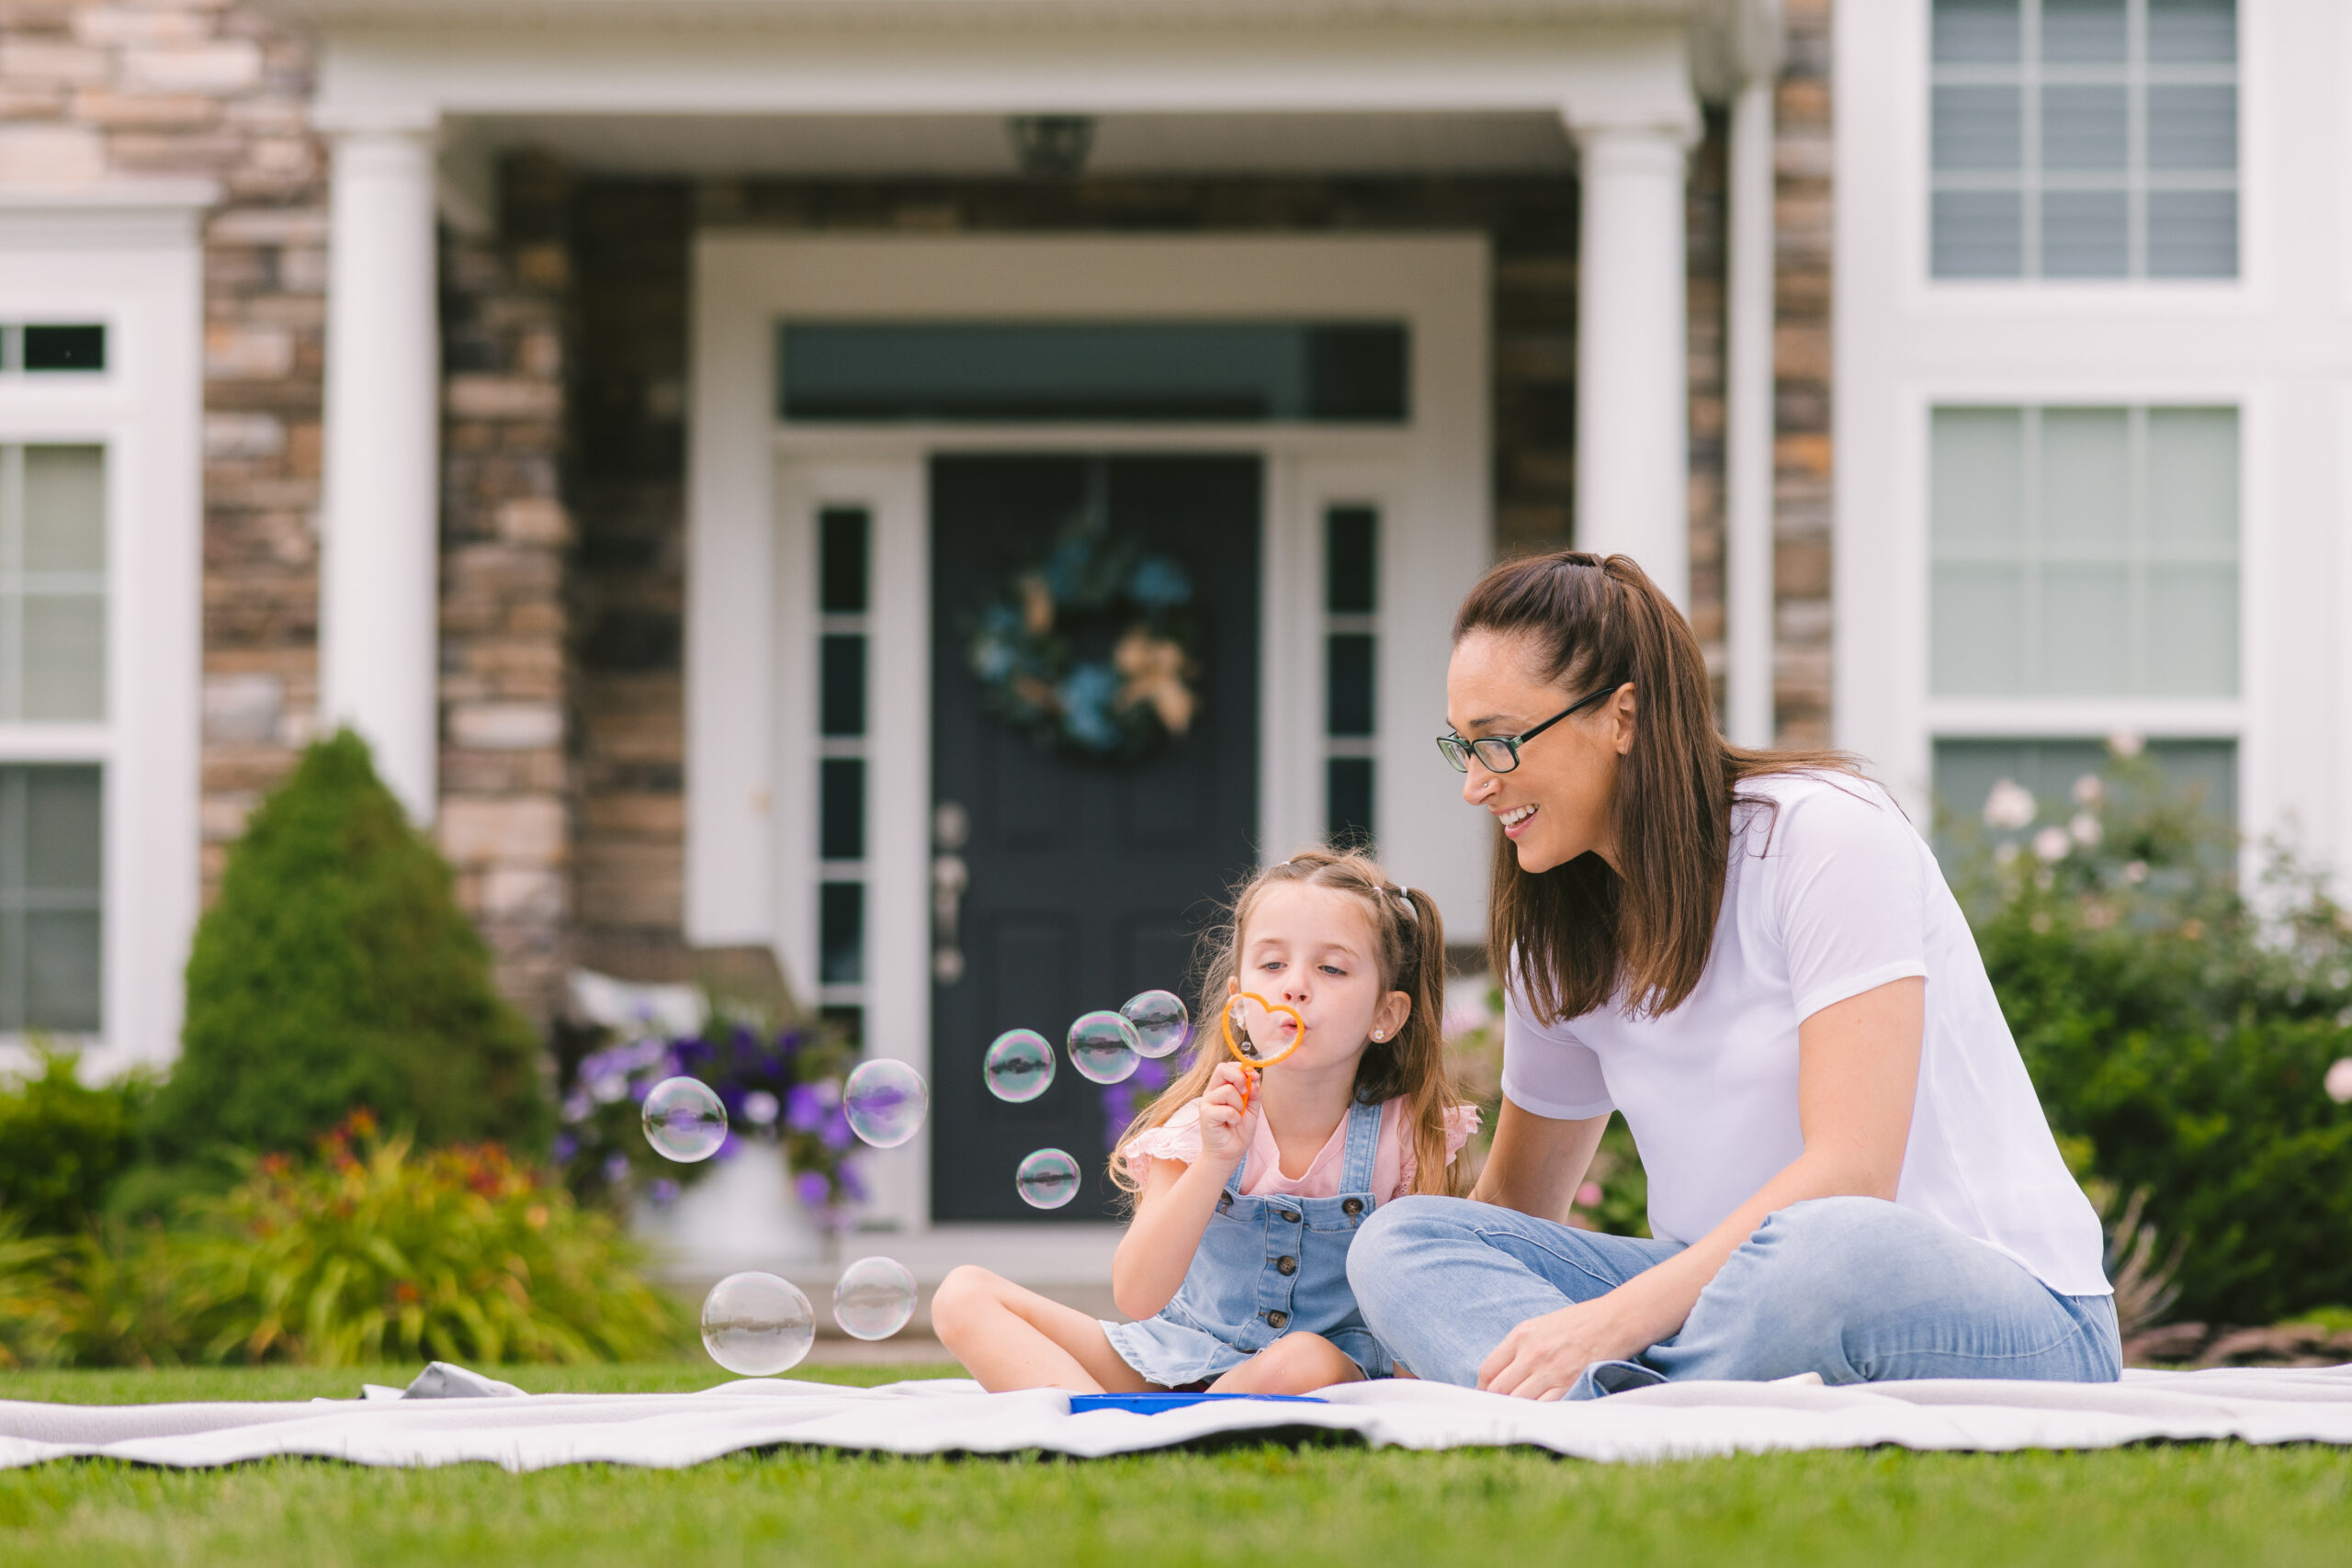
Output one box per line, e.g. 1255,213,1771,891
0,185,209,1081
686,233,1489,1242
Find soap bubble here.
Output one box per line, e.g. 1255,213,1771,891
984,1029,1056,1103
843,1059,929,1148
832,1256,919,1341
1120,989,1191,1058
1066,1010,1141,1085
1015,1147,1083,1210
641,1076,728,1162
701,1271,815,1376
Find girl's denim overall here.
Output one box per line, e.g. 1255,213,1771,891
1102,1097,1394,1385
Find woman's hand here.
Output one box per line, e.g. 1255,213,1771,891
1195,1062,1259,1172
1476,1292,1653,1401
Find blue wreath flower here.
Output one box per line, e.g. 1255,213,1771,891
1126,556,1192,610
1057,661,1125,751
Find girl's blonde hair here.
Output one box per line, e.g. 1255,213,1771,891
1111,847,1464,1200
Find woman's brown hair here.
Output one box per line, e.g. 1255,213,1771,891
1111,848,1464,1201
1455,551,1855,1024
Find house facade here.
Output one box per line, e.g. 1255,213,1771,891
0,0,2311,1269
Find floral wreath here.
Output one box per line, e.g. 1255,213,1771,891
966,523,1202,762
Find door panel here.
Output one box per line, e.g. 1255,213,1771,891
930,454,1261,1221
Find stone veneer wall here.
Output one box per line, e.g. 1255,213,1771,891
1773,0,1837,748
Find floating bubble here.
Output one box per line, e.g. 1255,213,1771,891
1120,989,1191,1058
843,1059,929,1148
641,1076,728,1162
1066,1010,1142,1085
984,1029,1056,1103
832,1256,919,1341
700,1271,815,1376
1015,1147,1083,1210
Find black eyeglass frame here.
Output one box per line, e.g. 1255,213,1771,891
1434,683,1622,774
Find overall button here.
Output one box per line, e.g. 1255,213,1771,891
1341,1198,1364,1218
1264,1309,1289,1330
1276,1255,1297,1276
1278,1210,1301,1224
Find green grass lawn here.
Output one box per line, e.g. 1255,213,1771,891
3,1365,2348,1567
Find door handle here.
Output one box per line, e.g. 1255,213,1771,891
932,800,971,985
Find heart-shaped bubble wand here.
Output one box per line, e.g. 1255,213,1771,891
1220,992,1305,1111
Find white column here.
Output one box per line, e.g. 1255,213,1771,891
320,119,441,822
1724,77,1779,746
1571,121,1693,609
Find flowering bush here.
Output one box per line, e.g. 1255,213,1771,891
554,1019,865,1227
1444,988,1647,1230
1959,743,2352,1325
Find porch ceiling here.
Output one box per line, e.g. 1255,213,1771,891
456,109,1577,177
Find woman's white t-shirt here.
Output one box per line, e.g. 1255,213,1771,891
1499,771,2109,1297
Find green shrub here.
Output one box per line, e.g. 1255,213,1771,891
193,1114,682,1366
146,730,548,1167
0,1046,148,1234
1955,748,2352,1325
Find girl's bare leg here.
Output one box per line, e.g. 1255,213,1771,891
932,1265,1154,1394
1207,1331,1367,1395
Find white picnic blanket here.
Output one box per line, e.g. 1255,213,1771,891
5,1366,2351,1472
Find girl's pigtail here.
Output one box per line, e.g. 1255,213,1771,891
1393,885,1465,1197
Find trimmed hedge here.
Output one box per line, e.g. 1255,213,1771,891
145,730,547,1166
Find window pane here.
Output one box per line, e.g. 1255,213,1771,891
1325,505,1377,614
22,446,104,572
2147,85,2237,172
820,507,870,614
2148,0,2237,64
1930,737,2235,865
780,321,1409,424
2145,408,2238,546
819,881,864,985
1932,409,2026,543
21,324,104,373
1327,757,1374,851
2040,409,2130,543
2041,86,2127,170
2146,191,2238,277
2041,190,2130,276
1931,563,2028,694
1933,86,2022,171
25,912,100,1031
1932,0,2021,63
2145,563,2237,695
24,766,101,892
820,756,865,862
2039,562,2131,694
2040,0,2127,62
1327,634,1375,738
820,633,865,737
21,595,105,720
1933,191,2025,278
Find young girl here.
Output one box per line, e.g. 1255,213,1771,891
933,849,1478,1394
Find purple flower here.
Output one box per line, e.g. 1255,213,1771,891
786,1082,839,1134
552,1134,578,1165
650,1179,681,1208
714,1131,742,1162
603,1151,631,1185
559,1092,592,1125
818,1107,854,1152
792,1170,831,1208
835,1161,867,1203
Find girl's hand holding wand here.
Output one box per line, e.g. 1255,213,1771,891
1195,1061,1259,1172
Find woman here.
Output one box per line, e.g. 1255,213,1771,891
1347,552,2118,1400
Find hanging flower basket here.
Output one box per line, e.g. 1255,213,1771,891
965,524,1203,763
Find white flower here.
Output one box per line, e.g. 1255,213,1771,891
2121,860,2149,884
742,1089,780,1126
2108,730,2145,760
1995,840,2021,867
1984,778,2039,832
2033,825,2072,863
2326,1057,2352,1105
2069,812,2103,849
2072,773,2106,808
588,1074,629,1104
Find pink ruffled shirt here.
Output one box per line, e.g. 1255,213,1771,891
1121,1097,1482,1201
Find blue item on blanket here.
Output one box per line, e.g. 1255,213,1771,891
1069,1392,1329,1415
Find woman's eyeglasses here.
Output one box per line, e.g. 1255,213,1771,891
1435,684,1621,774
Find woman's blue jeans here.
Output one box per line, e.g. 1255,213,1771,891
1347,1195,2120,1395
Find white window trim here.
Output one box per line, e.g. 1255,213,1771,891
1859,0,2263,319
0,182,211,1083
687,233,1488,1240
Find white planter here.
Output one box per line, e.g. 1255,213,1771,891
632,1140,827,1280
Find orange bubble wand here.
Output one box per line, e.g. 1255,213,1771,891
1221,992,1305,1111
